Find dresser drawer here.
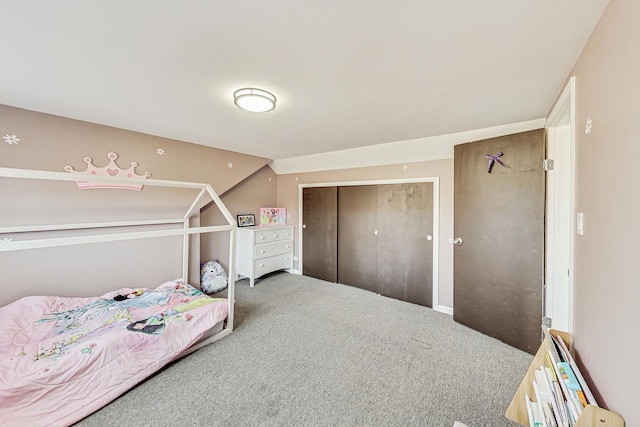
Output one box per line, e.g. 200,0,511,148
254,253,293,278
254,227,293,244
254,239,293,259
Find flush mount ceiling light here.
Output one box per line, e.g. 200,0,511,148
233,88,277,113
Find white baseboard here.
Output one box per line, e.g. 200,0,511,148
291,269,301,275
434,305,453,316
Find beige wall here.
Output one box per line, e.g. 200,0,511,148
201,165,278,272
0,105,270,305
0,105,269,193
567,0,639,423
276,158,454,310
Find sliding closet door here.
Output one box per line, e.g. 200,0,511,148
302,187,338,282
377,183,433,307
337,185,378,292
303,182,435,308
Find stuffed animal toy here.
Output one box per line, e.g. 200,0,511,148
200,260,228,294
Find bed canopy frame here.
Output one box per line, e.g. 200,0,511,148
0,166,236,349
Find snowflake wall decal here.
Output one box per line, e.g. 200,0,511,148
0,238,13,243
157,148,165,155
3,134,20,145
227,162,233,168
585,117,593,134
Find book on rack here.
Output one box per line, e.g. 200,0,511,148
525,394,542,427
533,378,555,427
546,329,599,407
539,367,565,427
508,328,624,427
527,327,600,427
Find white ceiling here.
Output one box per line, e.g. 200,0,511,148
0,1,608,161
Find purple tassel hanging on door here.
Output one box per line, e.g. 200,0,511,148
485,151,509,173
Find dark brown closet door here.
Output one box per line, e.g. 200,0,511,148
453,129,544,354
377,183,433,307
337,185,378,292
302,187,338,282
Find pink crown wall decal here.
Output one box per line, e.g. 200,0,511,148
64,152,152,190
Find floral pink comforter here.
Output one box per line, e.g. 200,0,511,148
0,280,227,426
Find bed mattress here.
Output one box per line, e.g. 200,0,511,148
0,280,227,426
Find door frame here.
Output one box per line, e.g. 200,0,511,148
545,76,576,333
298,177,441,312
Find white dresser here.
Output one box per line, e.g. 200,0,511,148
235,225,294,287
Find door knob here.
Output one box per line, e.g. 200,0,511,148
450,237,463,246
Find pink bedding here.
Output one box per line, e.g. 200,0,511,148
0,280,228,426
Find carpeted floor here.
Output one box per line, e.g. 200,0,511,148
76,273,532,427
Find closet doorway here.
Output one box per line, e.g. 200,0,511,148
300,179,439,308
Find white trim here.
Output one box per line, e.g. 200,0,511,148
270,119,545,174
434,305,453,316
298,177,439,188
544,76,576,334
298,177,440,309
546,78,574,127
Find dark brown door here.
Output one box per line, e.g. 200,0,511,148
337,185,378,292
337,183,434,307
302,187,338,282
377,183,433,307
453,129,544,354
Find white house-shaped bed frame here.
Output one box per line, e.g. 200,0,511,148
0,166,236,350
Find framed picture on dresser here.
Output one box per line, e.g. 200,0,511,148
237,214,255,227
259,207,287,225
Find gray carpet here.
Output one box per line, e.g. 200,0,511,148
76,273,532,427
